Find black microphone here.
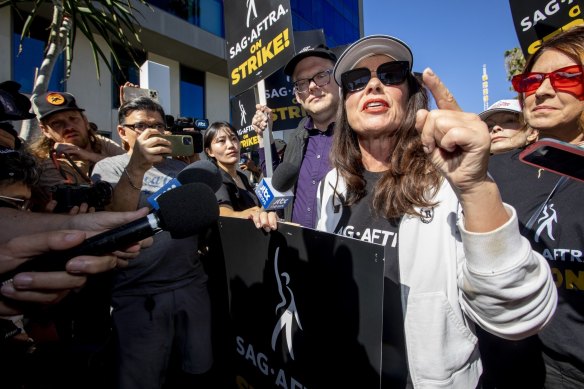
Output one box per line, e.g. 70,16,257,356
148,159,222,208
254,162,298,211
177,160,222,192
272,162,300,192
0,183,219,283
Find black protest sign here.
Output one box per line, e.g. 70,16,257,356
224,0,295,96
230,88,259,151
263,29,326,131
509,0,584,57
219,217,384,388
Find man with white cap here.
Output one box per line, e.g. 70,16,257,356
479,99,538,154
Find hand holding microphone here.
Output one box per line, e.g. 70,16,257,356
254,161,298,211
0,183,219,285
250,162,299,230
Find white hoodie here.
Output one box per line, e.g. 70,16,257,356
316,169,557,388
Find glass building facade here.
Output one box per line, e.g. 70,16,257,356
147,0,361,47
7,1,360,124
12,17,65,93
137,0,360,117
290,0,360,47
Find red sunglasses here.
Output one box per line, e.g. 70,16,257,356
512,65,584,96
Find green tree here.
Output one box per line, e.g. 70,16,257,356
2,0,150,140
504,47,526,90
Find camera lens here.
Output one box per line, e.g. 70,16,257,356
183,137,193,145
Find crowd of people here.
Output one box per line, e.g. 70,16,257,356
1,23,583,389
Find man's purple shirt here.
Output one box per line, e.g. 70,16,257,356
259,118,334,228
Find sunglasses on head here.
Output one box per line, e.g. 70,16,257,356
511,65,584,95
341,61,410,92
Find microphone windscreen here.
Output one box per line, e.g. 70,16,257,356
177,160,222,192
157,183,219,238
272,162,299,192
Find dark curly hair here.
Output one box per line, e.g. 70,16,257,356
0,149,40,187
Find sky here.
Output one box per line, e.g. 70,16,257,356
363,1,521,114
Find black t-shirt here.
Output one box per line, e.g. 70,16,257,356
215,168,259,211
334,170,408,388
490,150,584,367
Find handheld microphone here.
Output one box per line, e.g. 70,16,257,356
148,160,222,209
271,162,299,192
0,183,219,283
254,162,298,211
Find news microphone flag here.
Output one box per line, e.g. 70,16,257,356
148,178,181,209
255,177,294,211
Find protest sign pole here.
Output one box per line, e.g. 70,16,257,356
257,79,274,177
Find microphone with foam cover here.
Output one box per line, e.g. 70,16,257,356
177,160,223,192
255,162,298,211
271,162,300,192
148,160,222,209
0,183,219,283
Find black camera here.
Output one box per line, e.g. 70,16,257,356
49,181,113,213
166,116,206,153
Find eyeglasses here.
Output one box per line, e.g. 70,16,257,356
511,65,584,95
0,195,31,210
293,69,333,93
122,123,167,132
341,61,410,93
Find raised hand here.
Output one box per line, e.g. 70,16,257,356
416,68,508,232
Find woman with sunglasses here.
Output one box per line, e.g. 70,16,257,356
315,35,556,388
482,26,584,389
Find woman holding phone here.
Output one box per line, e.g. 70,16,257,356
483,25,584,388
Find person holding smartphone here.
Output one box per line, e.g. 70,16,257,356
91,97,214,389
483,25,584,388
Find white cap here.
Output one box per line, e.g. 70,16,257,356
479,99,521,121
333,35,413,86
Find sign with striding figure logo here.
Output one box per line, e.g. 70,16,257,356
218,217,385,388
224,0,295,96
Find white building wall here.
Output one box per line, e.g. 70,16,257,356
205,72,230,124
67,33,113,134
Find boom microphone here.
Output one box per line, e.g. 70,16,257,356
0,183,219,283
148,159,222,209
254,162,298,211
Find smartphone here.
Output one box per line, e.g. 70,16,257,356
519,138,584,183
154,134,195,156
122,86,159,102
171,130,203,154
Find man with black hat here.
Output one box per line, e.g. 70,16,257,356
252,44,340,228
29,91,124,208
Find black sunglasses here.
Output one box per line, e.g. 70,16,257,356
341,61,410,92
